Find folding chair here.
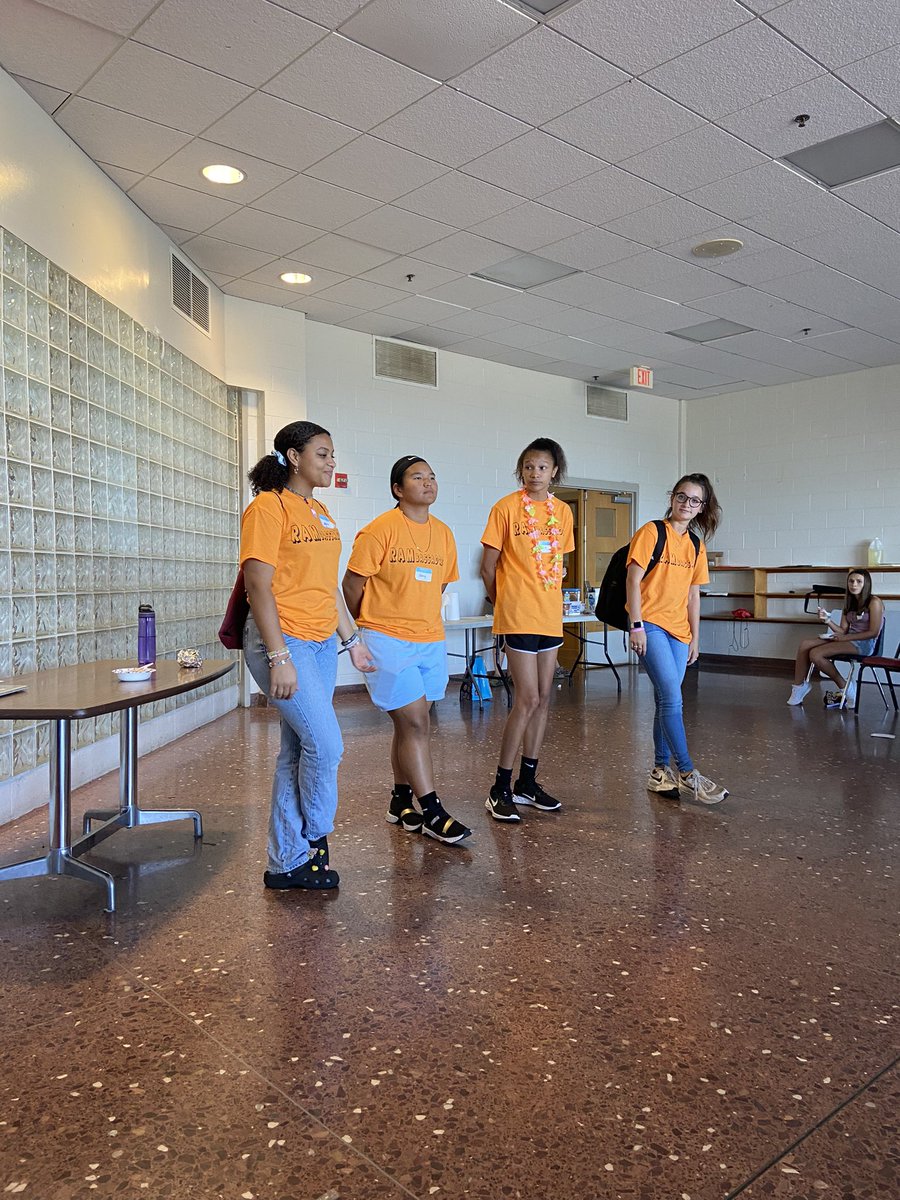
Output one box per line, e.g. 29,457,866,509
803,583,845,613
854,639,900,713
804,625,885,710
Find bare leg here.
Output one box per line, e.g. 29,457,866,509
522,649,561,759
498,649,559,767
794,637,825,684
388,697,435,797
809,641,859,690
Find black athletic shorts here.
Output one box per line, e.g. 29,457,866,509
501,633,563,654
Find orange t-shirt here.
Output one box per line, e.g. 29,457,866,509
240,489,341,641
348,508,459,643
481,491,575,637
626,520,708,643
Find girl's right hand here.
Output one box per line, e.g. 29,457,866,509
269,660,298,700
817,607,829,622
630,629,647,656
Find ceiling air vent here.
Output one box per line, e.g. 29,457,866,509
374,338,437,388
586,384,627,421
171,254,210,333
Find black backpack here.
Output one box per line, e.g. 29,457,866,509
594,520,700,631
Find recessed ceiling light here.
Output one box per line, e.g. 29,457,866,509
782,119,900,188
201,164,244,185
669,318,754,343
280,271,312,284
691,238,744,259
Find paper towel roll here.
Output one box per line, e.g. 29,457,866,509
445,592,460,622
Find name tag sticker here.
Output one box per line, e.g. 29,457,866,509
318,514,335,528
415,566,433,582
538,539,551,554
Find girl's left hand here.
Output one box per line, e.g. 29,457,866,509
349,641,376,673
687,639,700,665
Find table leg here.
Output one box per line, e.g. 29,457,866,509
0,719,117,911
76,707,202,848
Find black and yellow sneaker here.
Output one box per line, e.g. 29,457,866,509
421,799,472,845
263,843,338,890
386,789,424,832
485,784,521,822
512,779,561,812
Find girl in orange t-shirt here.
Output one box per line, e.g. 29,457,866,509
625,473,728,807
343,456,470,846
240,420,373,891
480,438,575,824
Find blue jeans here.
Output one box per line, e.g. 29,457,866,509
243,616,343,873
640,622,693,774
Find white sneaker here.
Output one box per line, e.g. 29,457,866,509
647,765,680,799
679,769,728,805
787,681,811,706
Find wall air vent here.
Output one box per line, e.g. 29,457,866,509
171,254,210,333
374,338,438,388
586,384,627,421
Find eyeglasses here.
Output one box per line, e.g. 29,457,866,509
673,492,704,508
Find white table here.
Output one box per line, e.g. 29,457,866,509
561,613,624,693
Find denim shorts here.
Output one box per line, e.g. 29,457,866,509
851,636,877,657
362,629,448,712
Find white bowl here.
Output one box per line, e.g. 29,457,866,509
113,667,155,682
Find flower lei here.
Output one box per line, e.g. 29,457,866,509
521,490,562,590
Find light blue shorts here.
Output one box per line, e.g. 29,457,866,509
362,630,449,712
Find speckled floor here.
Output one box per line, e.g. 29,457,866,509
0,666,897,1199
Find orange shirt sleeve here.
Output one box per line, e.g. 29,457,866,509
240,492,285,568
481,501,508,551
347,525,387,579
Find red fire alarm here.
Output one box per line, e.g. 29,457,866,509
334,472,348,489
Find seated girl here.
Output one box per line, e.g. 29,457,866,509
788,569,884,707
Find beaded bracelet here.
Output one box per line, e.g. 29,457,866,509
341,632,360,650
266,647,291,667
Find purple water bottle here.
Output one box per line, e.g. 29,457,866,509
137,604,156,665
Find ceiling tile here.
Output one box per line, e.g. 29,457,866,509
395,173,518,227
202,208,323,255
12,74,69,114
683,161,825,222
251,175,379,228
273,0,368,27
468,202,589,253
393,326,469,347
335,206,455,253
718,74,882,157
548,0,752,75
478,346,558,371
0,0,122,92
541,167,669,225
713,245,817,286
430,309,516,336
81,42,252,134
241,260,347,293
338,313,416,336
643,21,821,120
358,257,461,293
765,0,900,70
55,99,192,175
743,186,878,246
804,328,900,367
477,292,582,326
603,197,724,248
339,0,535,81
545,80,704,164
134,0,326,87
38,0,160,35
204,271,235,287
294,233,396,273
285,296,363,322
98,161,144,191
314,279,408,308
686,286,848,337
179,235,276,276
592,250,741,301
203,94,357,173
836,170,900,235
372,88,527,169
621,124,767,192
264,33,437,129
157,223,198,245
423,276,523,308
712,329,858,374
451,25,626,125
127,176,240,232
836,46,900,119
477,323,562,350
536,227,639,271
519,306,614,338
306,136,448,201
376,295,470,325
151,139,295,204
414,232,515,273
462,130,604,199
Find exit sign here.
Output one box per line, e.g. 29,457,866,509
630,366,653,388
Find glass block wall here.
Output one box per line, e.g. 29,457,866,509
0,225,240,784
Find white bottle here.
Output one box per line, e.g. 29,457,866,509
867,537,883,567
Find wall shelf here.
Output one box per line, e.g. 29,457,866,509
701,565,900,624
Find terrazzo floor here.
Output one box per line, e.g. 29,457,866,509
0,665,896,1199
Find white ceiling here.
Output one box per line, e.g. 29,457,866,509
4,0,900,398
